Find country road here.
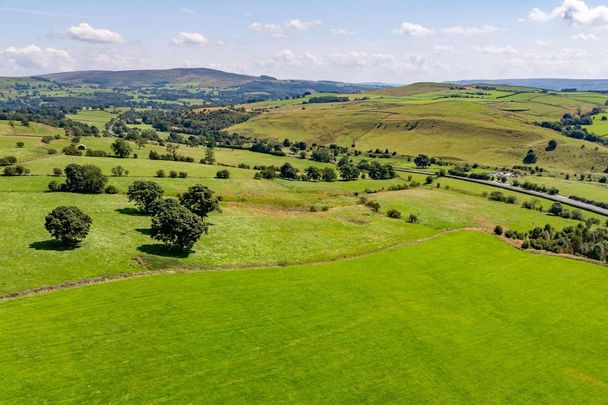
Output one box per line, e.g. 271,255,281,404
395,167,608,217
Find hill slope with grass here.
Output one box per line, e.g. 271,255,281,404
230,84,608,172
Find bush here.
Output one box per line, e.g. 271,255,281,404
3,164,30,176
280,163,297,180
105,185,119,194
216,169,230,179
150,204,207,253
111,166,129,177
16,142,24,148
365,200,381,212
41,136,53,144
321,167,337,182
47,148,57,155
178,171,188,178
494,225,503,235
47,180,61,192
237,163,250,169
52,167,63,176
127,181,164,213
179,184,220,218
407,213,419,224
62,145,82,156
44,206,92,246
63,164,107,194
0,156,17,166
387,209,402,219
339,163,360,181
169,170,178,178
156,169,166,178
85,149,108,157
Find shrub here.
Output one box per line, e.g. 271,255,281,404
321,167,337,182
280,162,297,180
179,184,220,218
44,206,92,246
63,164,107,194
105,185,119,194
47,148,57,155
85,149,108,157
127,181,164,213
0,156,17,166
156,169,166,178
169,170,178,178
47,180,61,192
216,169,230,179
150,204,207,253
178,171,188,178
16,142,24,148
3,164,30,176
365,200,381,212
41,136,53,144
111,166,129,177
237,163,251,169
407,213,419,224
52,167,62,176
387,209,402,219
494,225,503,235
62,145,82,156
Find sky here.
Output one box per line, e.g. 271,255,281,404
1,0,608,83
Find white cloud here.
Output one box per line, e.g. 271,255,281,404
440,25,504,34
1,44,73,72
170,32,209,47
249,19,321,38
526,0,608,25
286,19,321,31
393,22,504,36
63,22,125,44
433,44,459,54
248,22,286,38
330,28,356,35
393,22,433,36
473,45,518,55
535,39,554,45
572,32,599,40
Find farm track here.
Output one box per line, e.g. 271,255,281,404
0,227,485,301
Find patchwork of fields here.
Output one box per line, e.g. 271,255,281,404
1,81,608,403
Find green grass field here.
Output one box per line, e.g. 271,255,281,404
2,231,607,403
66,109,118,130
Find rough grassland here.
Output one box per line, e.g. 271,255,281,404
1,231,607,403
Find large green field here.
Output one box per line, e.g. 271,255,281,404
2,231,607,403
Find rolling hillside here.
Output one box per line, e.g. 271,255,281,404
230,83,608,172
38,67,256,89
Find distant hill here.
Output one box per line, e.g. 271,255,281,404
373,82,455,97
37,67,256,89
450,79,608,92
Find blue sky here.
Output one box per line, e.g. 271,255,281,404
1,0,607,83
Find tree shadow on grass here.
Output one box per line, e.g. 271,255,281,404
115,207,148,216
29,240,80,251
137,244,190,258
135,228,151,235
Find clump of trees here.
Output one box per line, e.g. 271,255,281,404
414,154,431,168
216,169,230,179
48,164,107,193
486,191,517,204
44,206,92,246
513,222,608,263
